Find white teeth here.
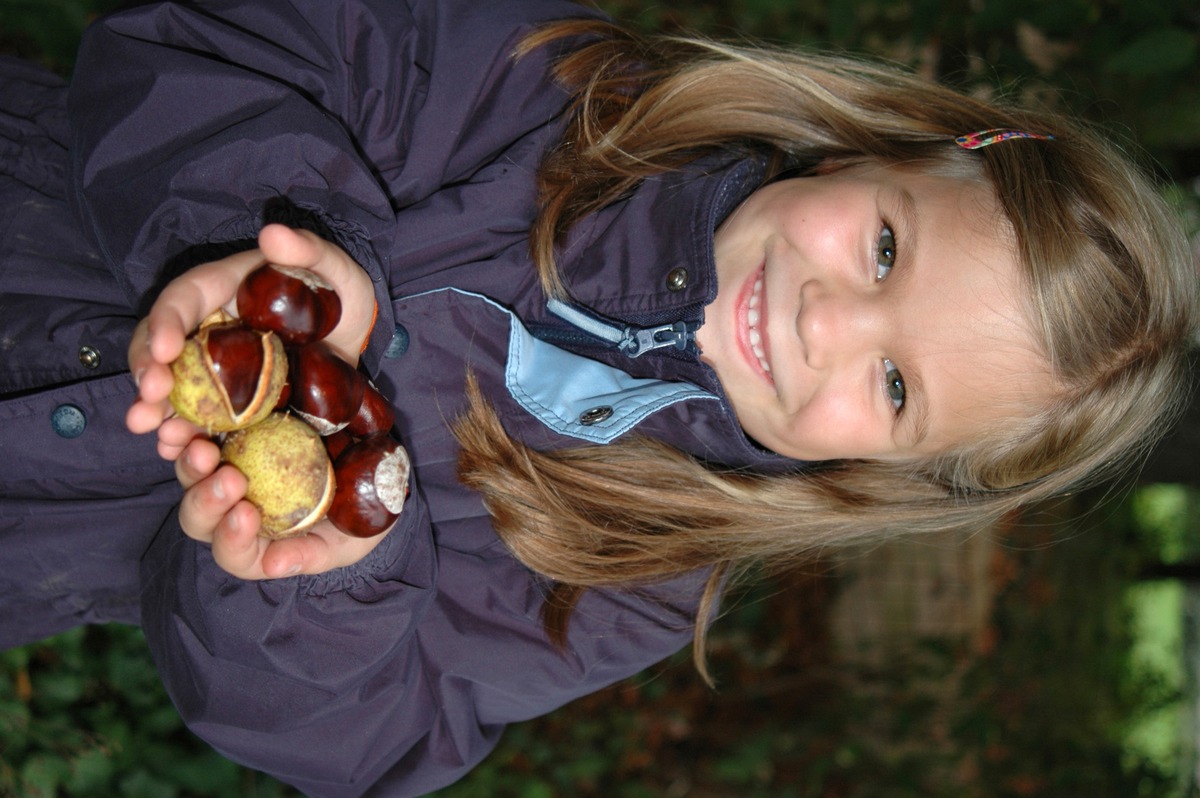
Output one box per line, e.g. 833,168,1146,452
755,344,770,373
747,274,770,374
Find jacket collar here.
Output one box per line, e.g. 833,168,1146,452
540,155,804,472
555,155,765,330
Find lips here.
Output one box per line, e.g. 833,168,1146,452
740,266,773,382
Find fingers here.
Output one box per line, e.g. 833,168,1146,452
125,225,389,580
258,223,322,267
179,462,393,579
178,463,248,539
176,444,275,578
156,417,206,461
258,520,391,579
259,530,324,579
126,319,176,435
148,248,266,353
127,224,374,442
178,462,274,578
127,248,267,440
209,500,268,577
174,437,221,488
125,360,178,437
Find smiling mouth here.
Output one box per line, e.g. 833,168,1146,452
746,270,772,378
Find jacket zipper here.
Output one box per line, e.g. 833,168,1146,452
541,298,697,358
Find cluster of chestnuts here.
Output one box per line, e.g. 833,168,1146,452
169,263,409,540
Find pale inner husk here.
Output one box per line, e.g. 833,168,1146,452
373,445,411,514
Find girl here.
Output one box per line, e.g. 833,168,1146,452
2,0,1195,795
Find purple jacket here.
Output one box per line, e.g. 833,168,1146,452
0,0,799,795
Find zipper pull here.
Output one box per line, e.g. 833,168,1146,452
620,321,696,358
547,299,697,359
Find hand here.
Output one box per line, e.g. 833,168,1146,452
126,224,390,577
127,224,376,454
174,437,392,579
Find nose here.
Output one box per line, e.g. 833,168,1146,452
797,280,886,369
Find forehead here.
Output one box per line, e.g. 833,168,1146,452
879,169,1050,455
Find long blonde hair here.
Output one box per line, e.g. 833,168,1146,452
455,20,1199,679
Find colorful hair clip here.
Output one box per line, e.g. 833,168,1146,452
954,128,1055,150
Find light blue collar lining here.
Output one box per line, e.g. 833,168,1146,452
401,288,718,444
507,308,716,443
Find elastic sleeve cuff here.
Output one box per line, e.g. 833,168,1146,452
288,490,433,601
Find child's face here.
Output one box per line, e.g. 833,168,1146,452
697,164,1050,461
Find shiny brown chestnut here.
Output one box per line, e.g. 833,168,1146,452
237,263,342,344
287,341,365,435
323,427,355,462
346,380,395,437
327,434,410,538
169,318,288,433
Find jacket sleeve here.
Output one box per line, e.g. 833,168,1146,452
139,504,700,798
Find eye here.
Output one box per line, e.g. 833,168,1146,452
882,358,905,412
875,225,897,282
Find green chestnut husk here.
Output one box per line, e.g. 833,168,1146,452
169,315,288,434
221,412,335,539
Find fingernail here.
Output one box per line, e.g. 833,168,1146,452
133,367,145,388
212,476,226,501
284,564,301,577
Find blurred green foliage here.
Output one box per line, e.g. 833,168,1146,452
2,0,1199,796
0,0,124,69
597,0,1200,177
1,625,293,797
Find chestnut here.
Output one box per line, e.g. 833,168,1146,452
327,434,410,538
287,341,365,435
323,427,355,462
221,412,335,539
237,263,342,344
346,380,395,437
170,320,288,433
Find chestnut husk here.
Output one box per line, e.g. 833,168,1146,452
169,321,288,433
221,412,335,539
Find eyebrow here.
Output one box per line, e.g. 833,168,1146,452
896,187,920,273
894,187,931,449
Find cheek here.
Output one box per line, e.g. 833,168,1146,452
783,396,876,457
